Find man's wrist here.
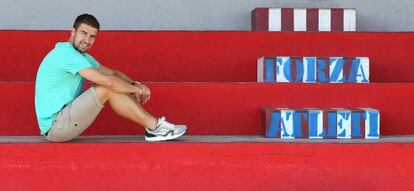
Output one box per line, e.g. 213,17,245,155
131,81,140,85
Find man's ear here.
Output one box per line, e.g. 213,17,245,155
71,28,76,36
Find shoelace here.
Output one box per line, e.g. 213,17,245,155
159,117,174,131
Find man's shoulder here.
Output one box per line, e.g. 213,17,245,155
46,44,85,61
83,53,100,68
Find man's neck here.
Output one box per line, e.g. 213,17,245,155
67,40,84,54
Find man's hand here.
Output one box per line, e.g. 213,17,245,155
132,82,151,104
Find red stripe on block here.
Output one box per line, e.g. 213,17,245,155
281,8,294,31
306,8,319,31
360,110,367,138
343,57,353,82
353,109,366,139
290,58,297,82
331,9,344,31
251,8,269,31
300,109,309,138
322,110,330,138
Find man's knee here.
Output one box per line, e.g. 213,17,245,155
94,85,132,103
94,85,112,104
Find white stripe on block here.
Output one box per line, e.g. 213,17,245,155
329,57,344,83
281,109,295,139
268,8,281,31
337,110,352,139
343,9,356,31
319,9,331,31
294,8,307,31
362,108,380,139
276,57,290,82
356,57,369,83
257,57,264,82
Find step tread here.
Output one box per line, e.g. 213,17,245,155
1,135,414,143
1,135,413,190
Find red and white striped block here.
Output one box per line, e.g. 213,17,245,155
252,8,356,31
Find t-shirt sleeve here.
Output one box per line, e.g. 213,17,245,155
61,52,93,75
84,53,101,68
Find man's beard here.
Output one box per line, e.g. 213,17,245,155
71,37,87,53
74,42,86,53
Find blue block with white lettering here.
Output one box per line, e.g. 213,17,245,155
257,57,369,83
262,108,380,139
263,108,308,138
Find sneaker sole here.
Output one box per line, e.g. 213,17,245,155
145,129,187,142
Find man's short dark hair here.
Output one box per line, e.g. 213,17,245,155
73,14,100,30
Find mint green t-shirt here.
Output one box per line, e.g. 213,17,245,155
35,42,100,135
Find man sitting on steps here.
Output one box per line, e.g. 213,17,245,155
35,13,187,142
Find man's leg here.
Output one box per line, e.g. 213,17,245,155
94,84,187,142
94,85,158,130
46,87,104,142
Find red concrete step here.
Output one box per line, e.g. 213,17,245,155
3,82,414,136
0,137,413,190
1,135,413,143
1,31,414,82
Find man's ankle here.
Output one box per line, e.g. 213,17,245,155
145,118,159,130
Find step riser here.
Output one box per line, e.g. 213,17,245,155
1,31,413,82
1,143,413,190
3,83,414,135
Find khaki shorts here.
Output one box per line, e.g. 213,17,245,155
45,87,104,142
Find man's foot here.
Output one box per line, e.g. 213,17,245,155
145,117,187,142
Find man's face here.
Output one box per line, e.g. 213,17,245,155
70,23,98,53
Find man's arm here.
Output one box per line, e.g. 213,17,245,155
97,65,136,84
79,67,142,94
94,64,151,103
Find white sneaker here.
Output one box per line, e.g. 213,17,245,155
145,117,187,142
